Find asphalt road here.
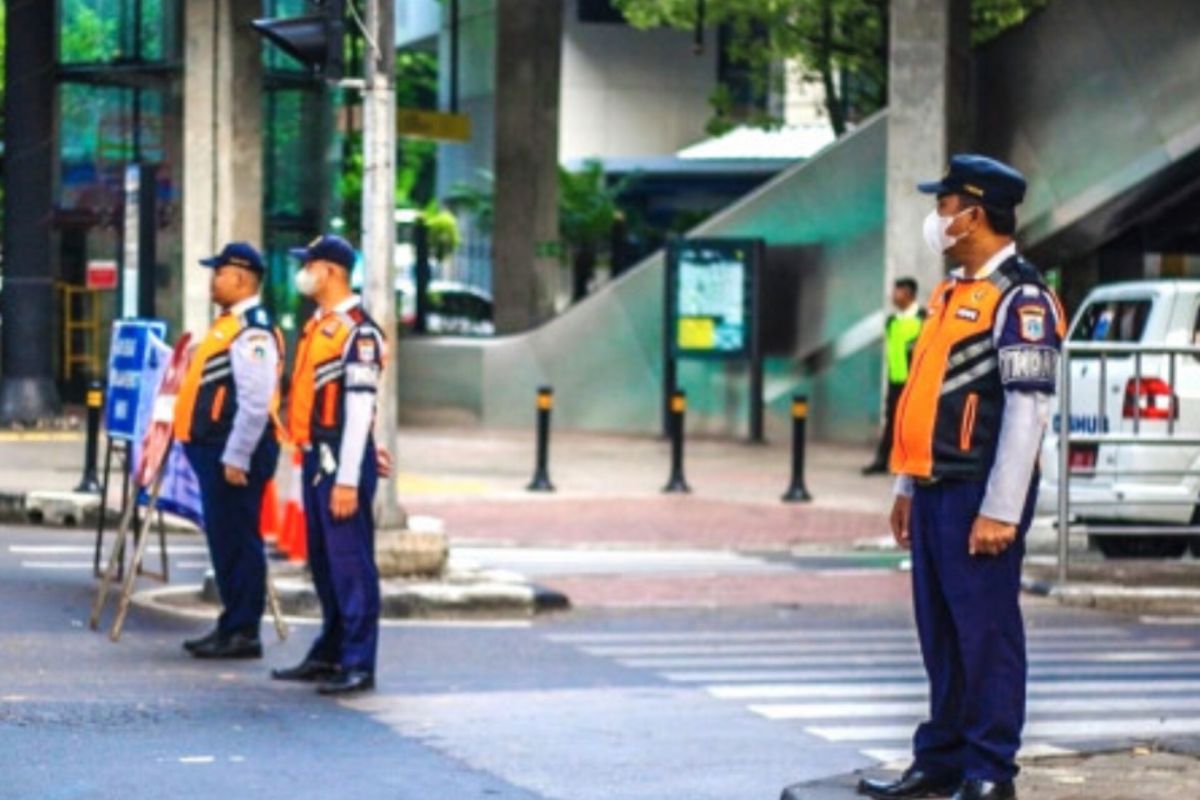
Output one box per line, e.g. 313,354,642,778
3,524,1200,800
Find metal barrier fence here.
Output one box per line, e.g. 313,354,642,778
1056,341,1200,583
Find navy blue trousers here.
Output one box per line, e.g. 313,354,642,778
910,477,1037,783
185,438,279,638
302,441,380,673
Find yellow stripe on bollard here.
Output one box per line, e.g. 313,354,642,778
537,392,554,411
87,390,104,408
671,394,687,414
792,400,808,419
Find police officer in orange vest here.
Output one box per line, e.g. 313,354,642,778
174,242,283,659
270,235,385,696
858,156,1066,800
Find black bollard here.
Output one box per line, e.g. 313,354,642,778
76,380,103,494
527,386,556,492
663,390,691,494
781,395,813,502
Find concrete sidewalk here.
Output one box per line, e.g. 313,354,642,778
395,426,895,551
0,426,899,549
782,743,1200,799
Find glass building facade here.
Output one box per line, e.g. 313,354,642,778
51,0,333,391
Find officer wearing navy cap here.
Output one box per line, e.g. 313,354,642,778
174,242,284,659
271,234,386,695
857,156,1065,800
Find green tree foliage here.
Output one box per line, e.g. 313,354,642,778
60,0,121,63
614,0,1051,136
420,203,461,260
337,49,439,239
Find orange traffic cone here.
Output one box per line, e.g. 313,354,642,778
279,448,308,563
260,479,281,544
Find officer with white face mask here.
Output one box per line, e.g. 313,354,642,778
858,155,1066,800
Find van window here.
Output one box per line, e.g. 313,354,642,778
1070,299,1152,343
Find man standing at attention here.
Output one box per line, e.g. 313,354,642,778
271,235,386,696
174,242,283,660
858,155,1065,800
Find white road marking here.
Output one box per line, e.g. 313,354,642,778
811,717,1200,743
618,650,1200,670
711,678,1200,701
20,561,95,570
580,638,1189,658
178,756,216,764
546,627,1131,645
662,662,1200,684
752,695,1200,721
9,544,210,555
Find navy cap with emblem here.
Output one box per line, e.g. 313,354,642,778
917,154,1027,210
199,241,265,274
289,234,356,271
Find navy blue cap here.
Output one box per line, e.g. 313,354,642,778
917,154,1027,210
199,241,265,273
289,234,356,270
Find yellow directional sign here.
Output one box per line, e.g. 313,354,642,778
397,109,471,142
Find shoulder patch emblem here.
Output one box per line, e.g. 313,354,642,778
357,337,377,362
1019,305,1046,341
955,307,980,322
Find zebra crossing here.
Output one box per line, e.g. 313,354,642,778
547,623,1200,765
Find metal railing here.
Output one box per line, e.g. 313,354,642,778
1056,340,1200,582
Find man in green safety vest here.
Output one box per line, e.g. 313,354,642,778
863,277,926,475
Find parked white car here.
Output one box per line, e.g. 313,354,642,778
1038,280,1200,558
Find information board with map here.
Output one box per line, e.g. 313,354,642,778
667,239,759,359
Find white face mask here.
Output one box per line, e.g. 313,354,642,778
922,209,969,256
294,266,319,297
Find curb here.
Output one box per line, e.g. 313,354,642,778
134,568,570,622
0,488,200,532
779,739,1200,800
1022,574,1200,615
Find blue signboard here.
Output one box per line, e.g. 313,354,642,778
104,319,168,441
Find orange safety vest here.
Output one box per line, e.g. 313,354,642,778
287,303,384,447
174,306,284,445
891,256,1066,481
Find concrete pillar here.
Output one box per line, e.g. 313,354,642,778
0,0,61,422
884,0,970,300
182,0,264,336
492,0,563,333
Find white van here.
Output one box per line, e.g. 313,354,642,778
1037,280,1200,558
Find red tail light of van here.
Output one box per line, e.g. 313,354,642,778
1122,377,1178,421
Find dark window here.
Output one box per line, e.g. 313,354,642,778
1070,299,1153,344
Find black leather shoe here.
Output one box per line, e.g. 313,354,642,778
190,632,263,660
271,660,341,683
950,780,1015,800
316,670,375,696
183,628,220,654
858,767,961,799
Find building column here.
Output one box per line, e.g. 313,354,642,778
492,0,562,333
0,0,61,422
884,0,970,300
182,0,264,336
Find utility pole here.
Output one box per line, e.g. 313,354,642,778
360,0,402,527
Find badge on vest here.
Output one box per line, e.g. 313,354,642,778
1018,305,1046,341
956,307,980,322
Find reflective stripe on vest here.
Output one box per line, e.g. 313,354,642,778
287,312,355,446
